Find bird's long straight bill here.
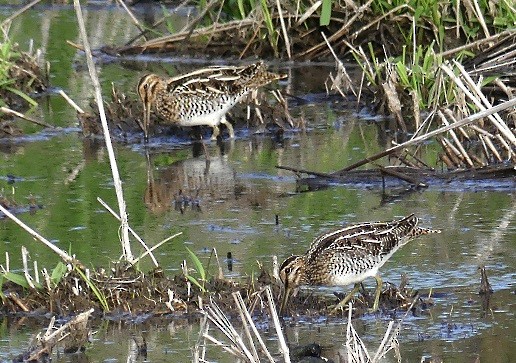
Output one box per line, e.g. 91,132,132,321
279,285,292,315
142,101,151,140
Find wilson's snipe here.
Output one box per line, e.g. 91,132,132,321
279,214,440,314
137,62,285,140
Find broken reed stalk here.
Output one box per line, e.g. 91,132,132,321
345,302,371,362
232,292,268,362
0,204,83,267
73,0,133,262
345,295,419,362
333,96,516,174
204,299,257,361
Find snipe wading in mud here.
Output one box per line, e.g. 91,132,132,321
137,62,285,141
279,214,441,315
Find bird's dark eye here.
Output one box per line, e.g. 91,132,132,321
143,84,148,90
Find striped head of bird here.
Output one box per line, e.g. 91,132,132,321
278,254,307,315
137,73,164,140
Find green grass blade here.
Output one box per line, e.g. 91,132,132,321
320,0,332,26
187,275,206,293
186,247,206,281
51,261,68,286
75,267,109,312
237,0,246,19
5,86,37,107
1,271,31,289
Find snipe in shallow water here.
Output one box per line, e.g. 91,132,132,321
137,62,285,140
278,214,441,314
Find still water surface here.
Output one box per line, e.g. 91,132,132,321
0,4,515,362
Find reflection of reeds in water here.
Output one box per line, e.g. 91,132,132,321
144,155,238,214
194,285,417,363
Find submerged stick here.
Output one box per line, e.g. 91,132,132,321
73,0,133,262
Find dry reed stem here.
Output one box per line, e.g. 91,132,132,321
115,0,146,37
471,0,490,39
233,292,272,362
0,204,83,267
276,0,292,59
200,287,290,362
438,29,516,58
350,3,409,40
21,246,36,289
58,90,84,114
0,0,43,27
204,299,256,361
437,110,474,167
180,0,220,39
443,61,516,147
135,19,255,49
1,106,54,128
265,286,290,362
322,32,357,97
296,0,374,59
193,316,209,362
73,0,133,262
345,303,370,362
296,1,323,26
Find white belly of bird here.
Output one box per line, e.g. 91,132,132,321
329,266,380,286
179,106,230,127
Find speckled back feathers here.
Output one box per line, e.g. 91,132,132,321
279,214,441,287
138,62,284,125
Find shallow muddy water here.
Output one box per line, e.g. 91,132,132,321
0,3,515,363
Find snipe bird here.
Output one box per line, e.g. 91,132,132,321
279,214,440,314
137,62,285,140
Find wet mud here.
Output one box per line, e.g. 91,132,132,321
1,263,428,321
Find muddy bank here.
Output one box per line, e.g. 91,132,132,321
1,263,427,320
